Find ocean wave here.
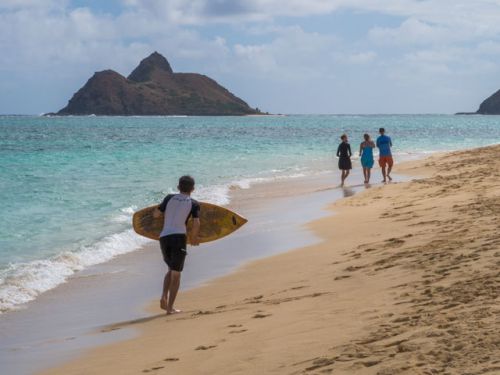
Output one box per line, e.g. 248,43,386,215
195,171,309,206
0,168,314,313
111,205,138,223
0,228,151,313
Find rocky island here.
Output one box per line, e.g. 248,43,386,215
475,89,500,114
55,52,260,116
457,88,500,115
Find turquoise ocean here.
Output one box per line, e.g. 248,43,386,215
1,114,499,312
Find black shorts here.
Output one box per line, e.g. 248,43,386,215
159,234,187,272
338,157,352,170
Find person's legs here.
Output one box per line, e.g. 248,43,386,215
362,167,368,183
379,158,387,182
160,269,171,310
167,270,181,314
341,169,350,186
367,168,371,183
160,235,186,314
387,158,393,181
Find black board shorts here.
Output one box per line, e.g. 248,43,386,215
338,157,352,170
159,234,187,272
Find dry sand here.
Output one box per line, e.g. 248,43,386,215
43,145,499,375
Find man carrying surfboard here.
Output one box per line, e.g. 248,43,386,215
154,175,200,314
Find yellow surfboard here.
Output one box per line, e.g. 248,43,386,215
132,202,247,244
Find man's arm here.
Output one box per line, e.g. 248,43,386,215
153,206,163,219
153,195,172,218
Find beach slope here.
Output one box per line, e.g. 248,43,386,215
43,145,499,375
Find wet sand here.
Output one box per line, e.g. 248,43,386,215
2,162,372,375
41,145,500,375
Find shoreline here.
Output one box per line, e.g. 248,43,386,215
40,144,500,375
1,157,378,375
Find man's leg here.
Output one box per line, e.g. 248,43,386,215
160,269,171,311
387,161,393,181
380,160,387,182
167,270,181,314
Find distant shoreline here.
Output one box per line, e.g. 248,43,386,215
2,112,500,116
41,145,500,375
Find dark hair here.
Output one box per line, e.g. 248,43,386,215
340,134,347,140
178,175,195,193
364,133,370,141
379,127,385,133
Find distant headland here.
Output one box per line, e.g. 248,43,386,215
456,88,500,115
52,52,261,116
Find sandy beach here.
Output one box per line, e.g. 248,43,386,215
42,145,499,375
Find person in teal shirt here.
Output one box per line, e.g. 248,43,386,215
359,133,375,184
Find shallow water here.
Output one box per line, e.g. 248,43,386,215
1,114,499,311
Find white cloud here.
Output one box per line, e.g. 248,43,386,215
231,26,339,81
346,51,377,64
0,0,66,10
368,18,458,45
2,0,500,114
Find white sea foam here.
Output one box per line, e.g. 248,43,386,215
112,205,138,223
0,220,151,313
195,170,309,205
0,168,313,313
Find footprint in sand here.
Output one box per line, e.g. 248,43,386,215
229,329,248,334
304,357,336,371
227,324,243,328
253,313,272,319
290,285,308,290
334,275,351,280
245,295,264,303
195,345,217,350
344,265,363,272
192,310,214,316
101,327,120,333
164,357,179,362
143,366,165,372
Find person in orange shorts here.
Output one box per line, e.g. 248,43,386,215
376,128,393,183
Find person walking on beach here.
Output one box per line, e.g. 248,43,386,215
154,175,200,315
359,133,375,184
337,134,352,187
376,128,393,183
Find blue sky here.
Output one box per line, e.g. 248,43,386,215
1,0,500,114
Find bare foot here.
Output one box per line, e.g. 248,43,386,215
382,179,386,183
167,308,182,315
388,175,393,181
160,299,167,311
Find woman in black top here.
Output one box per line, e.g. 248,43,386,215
336,134,352,187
